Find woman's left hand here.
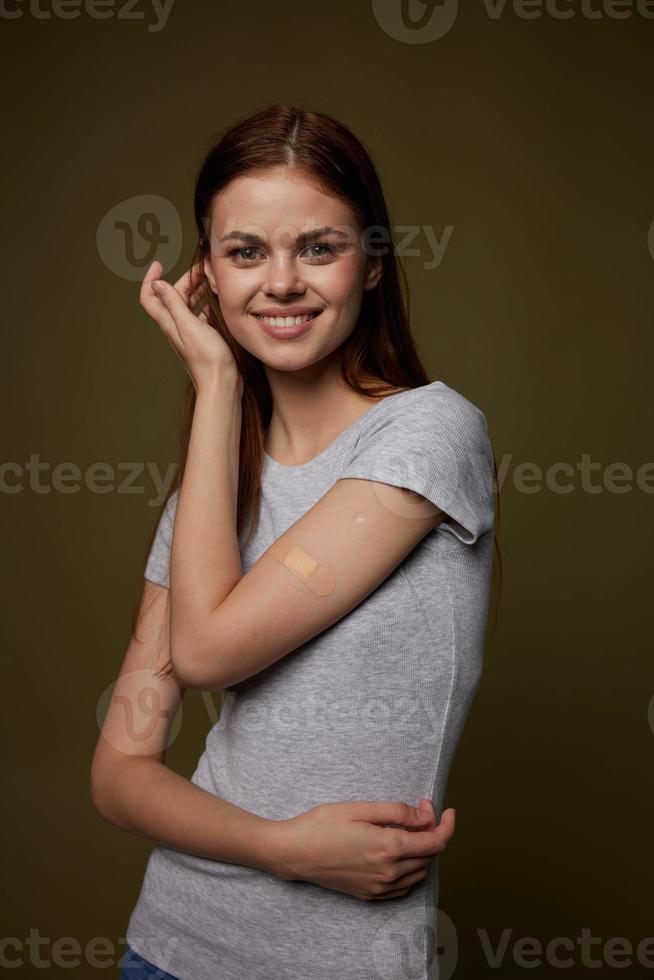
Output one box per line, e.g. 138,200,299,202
140,259,242,395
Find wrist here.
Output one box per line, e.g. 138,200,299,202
257,817,298,881
196,366,243,401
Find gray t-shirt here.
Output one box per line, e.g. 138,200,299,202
125,380,495,980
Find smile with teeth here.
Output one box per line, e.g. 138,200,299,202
253,311,321,326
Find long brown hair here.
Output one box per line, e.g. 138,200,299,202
132,102,502,680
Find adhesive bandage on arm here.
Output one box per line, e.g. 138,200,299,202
268,538,336,596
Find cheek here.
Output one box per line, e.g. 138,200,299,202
212,265,244,304
310,259,364,303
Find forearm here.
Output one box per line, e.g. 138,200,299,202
170,375,243,668
96,756,290,877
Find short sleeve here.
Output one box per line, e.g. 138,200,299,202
338,383,495,546
144,488,180,588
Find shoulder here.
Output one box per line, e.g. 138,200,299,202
397,380,486,418
359,381,490,445
340,381,495,545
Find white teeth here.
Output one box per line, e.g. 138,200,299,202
256,313,318,326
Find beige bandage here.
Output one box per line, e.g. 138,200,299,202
268,538,336,596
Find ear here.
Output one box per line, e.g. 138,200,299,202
363,256,382,292
203,255,218,295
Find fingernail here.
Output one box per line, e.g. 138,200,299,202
151,280,165,295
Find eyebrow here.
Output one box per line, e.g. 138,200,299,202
217,226,351,248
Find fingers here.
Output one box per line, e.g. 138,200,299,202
190,285,209,312
148,275,202,347
373,866,429,900
438,807,456,841
391,807,456,859
140,260,180,339
382,801,436,830
387,856,432,878
141,260,210,344
349,800,432,828
174,261,207,308
386,866,429,892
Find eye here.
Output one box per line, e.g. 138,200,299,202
227,242,339,264
302,243,337,262
228,246,264,263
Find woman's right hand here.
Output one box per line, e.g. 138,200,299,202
270,799,455,901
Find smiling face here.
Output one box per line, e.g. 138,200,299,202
202,166,382,375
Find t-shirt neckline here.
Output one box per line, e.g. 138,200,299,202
263,380,444,473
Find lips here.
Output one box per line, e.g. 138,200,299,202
253,310,322,339
251,307,323,318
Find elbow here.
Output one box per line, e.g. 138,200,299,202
169,612,235,691
169,640,228,691
90,756,129,830
169,650,204,689
169,628,205,689
89,766,116,825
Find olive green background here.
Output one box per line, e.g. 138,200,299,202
2,1,652,977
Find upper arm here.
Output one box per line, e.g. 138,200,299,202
90,579,186,810
200,477,447,689
185,385,495,690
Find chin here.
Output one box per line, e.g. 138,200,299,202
259,351,323,373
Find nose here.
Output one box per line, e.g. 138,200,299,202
263,253,306,298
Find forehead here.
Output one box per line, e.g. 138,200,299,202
208,167,359,239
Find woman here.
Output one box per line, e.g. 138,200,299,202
92,103,499,980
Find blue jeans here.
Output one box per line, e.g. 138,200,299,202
119,943,179,979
